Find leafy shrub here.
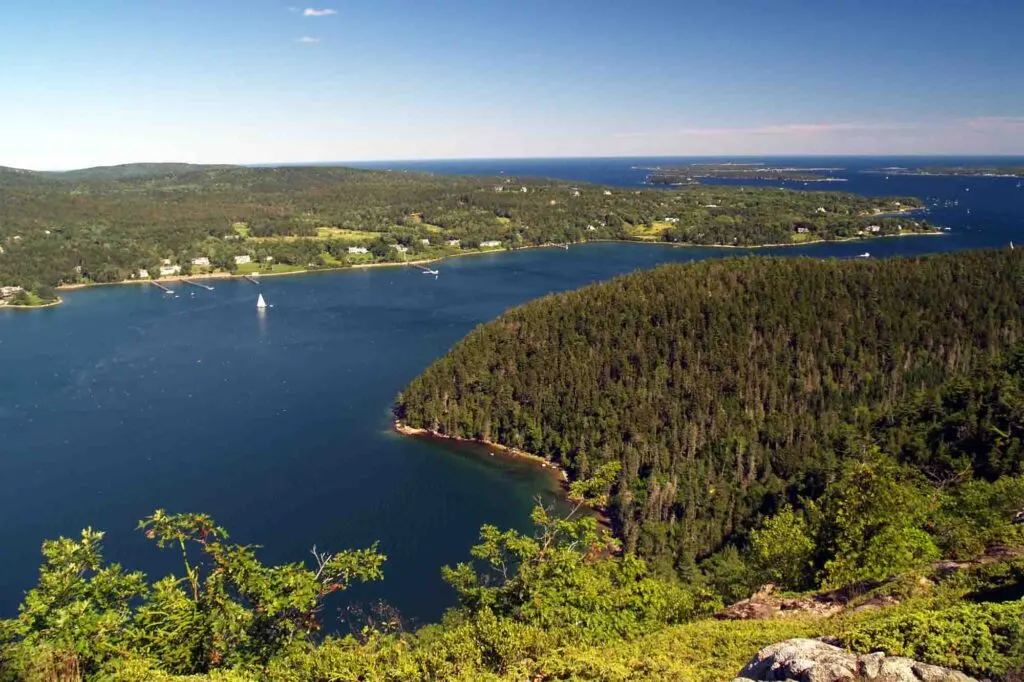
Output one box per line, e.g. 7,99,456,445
748,505,815,591
816,453,940,588
839,601,1024,678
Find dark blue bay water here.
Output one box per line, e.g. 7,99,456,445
2,157,1023,626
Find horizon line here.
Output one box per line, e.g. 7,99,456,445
10,153,1024,174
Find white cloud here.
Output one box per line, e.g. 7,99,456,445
297,36,321,43
303,8,337,16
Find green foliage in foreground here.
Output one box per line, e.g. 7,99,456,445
2,494,1023,680
839,600,1024,678
0,468,718,681
0,511,385,680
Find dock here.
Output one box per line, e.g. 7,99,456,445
411,264,440,275
182,279,215,291
151,281,173,294
245,275,261,285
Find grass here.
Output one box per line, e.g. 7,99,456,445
528,618,823,681
232,222,250,238
4,291,61,308
629,221,674,241
236,262,306,275
314,227,381,241
246,228,382,243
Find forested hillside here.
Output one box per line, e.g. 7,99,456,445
396,250,1024,573
0,164,929,299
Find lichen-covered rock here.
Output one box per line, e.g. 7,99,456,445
737,638,976,681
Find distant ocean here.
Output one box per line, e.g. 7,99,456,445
341,155,1024,189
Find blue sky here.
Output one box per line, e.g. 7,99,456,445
1,0,1022,169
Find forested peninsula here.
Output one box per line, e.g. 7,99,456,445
397,249,1024,573
4,250,1023,680
0,163,933,304
644,163,845,184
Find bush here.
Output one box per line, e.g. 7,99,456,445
839,600,1024,678
748,506,815,591
817,453,940,588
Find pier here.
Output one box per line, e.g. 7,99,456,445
182,279,215,291
245,274,261,285
150,281,173,294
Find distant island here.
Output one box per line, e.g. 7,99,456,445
0,163,935,305
643,162,847,185
865,165,1024,178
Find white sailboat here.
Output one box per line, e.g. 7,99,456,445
257,293,268,309
858,252,871,258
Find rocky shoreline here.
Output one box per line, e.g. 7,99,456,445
392,419,569,483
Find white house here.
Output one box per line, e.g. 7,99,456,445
480,240,502,248
159,264,181,277
447,239,461,247
795,226,810,234
664,217,680,223
587,225,597,232
866,225,882,233
138,268,150,279
234,255,252,265
603,190,612,196
816,207,827,213
348,246,369,255
192,257,211,267
392,244,409,253
420,238,430,245
520,187,528,193
1,285,24,298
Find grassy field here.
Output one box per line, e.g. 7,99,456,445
629,221,674,241
313,227,381,241
246,227,382,243
235,262,307,275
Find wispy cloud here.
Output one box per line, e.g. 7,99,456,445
962,116,1024,133
297,36,321,43
303,8,337,16
616,122,918,139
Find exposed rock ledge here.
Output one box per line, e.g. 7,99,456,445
733,638,975,681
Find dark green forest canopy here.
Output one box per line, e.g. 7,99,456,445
395,250,1024,571
0,164,929,295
